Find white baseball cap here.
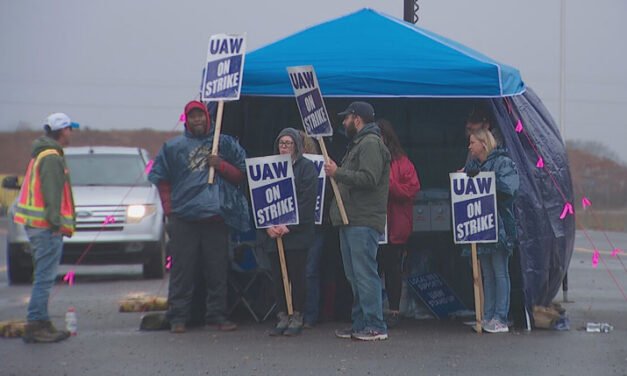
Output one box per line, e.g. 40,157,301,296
44,113,80,131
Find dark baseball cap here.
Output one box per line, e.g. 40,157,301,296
338,101,375,123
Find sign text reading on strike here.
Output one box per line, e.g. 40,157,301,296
298,92,329,134
455,199,495,239
453,195,496,240
251,180,295,225
205,57,241,96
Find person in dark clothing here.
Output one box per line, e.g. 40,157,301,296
148,100,250,334
376,119,420,328
325,101,391,341
265,127,318,337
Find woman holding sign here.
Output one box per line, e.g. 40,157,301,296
465,128,519,333
265,128,318,337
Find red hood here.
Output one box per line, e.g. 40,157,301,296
184,100,211,134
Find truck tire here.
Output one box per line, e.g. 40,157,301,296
143,239,166,279
7,243,33,285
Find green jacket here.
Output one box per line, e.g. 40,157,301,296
31,136,73,232
330,123,390,233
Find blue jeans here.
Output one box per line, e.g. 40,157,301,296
25,227,64,322
339,226,386,333
479,250,511,323
304,233,324,325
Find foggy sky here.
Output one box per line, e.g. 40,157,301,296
1,0,626,161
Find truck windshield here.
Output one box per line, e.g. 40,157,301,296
66,154,151,187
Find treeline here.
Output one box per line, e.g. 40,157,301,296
1,131,626,210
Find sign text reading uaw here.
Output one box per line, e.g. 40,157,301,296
201,34,246,102
303,154,326,225
287,66,333,137
246,154,299,228
449,172,498,244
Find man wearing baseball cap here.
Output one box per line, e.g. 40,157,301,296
15,112,78,343
324,101,391,341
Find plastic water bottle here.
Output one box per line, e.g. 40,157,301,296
65,307,78,336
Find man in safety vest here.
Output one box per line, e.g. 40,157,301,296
14,112,78,343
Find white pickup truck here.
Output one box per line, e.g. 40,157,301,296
3,146,166,284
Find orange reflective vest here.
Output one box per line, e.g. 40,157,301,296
14,149,75,236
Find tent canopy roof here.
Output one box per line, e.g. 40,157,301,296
242,8,525,98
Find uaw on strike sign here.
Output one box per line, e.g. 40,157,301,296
287,66,333,137
246,154,299,228
449,172,498,244
303,154,326,225
201,34,246,102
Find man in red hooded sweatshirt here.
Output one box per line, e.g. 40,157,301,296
148,101,250,333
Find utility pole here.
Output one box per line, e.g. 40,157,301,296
404,0,419,24
559,0,566,139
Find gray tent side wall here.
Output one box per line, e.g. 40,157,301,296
221,91,575,313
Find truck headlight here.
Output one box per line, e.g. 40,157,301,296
126,205,156,223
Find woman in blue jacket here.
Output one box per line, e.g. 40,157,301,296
465,128,519,333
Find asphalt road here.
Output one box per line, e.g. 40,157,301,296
1,220,626,376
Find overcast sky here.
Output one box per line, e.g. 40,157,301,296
1,0,625,161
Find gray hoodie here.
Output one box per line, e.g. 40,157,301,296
274,127,304,161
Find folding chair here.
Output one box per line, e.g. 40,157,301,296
227,236,276,323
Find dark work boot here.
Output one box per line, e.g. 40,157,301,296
43,320,71,337
22,321,70,343
283,312,303,337
140,312,170,331
269,312,289,336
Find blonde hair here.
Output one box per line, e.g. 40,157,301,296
299,130,321,154
470,128,497,155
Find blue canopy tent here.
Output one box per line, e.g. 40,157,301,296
242,8,525,98
221,8,574,326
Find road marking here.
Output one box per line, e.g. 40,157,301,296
574,247,614,256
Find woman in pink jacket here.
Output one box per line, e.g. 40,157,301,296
377,119,421,327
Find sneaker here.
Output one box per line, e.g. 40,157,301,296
470,319,490,332
283,312,303,337
42,321,71,338
351,328,388,341
334,327,353,339
270,312,289,337
170,322,186,334
23,321,70,343
483,319,509,333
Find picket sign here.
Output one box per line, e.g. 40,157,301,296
201,33,247,184
286,65,348,224
246,154,299,314
450,171,498,334
303,154,326,225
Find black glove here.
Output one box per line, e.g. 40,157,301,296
466,168,480,178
